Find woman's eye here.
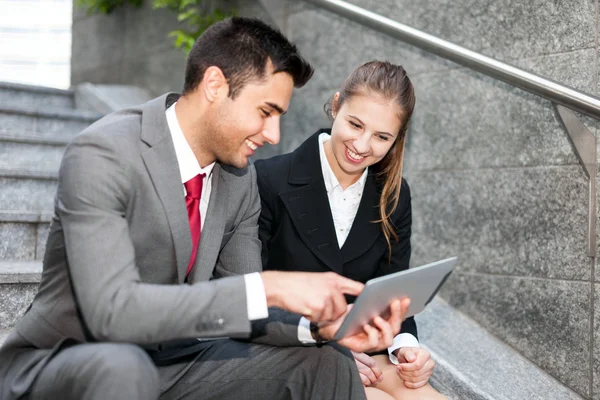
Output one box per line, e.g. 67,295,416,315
378,135,390,141
349,121,361,129
261,109,271,117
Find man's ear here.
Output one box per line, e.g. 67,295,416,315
202,66,229,102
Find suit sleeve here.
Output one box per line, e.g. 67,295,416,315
373,179,417,339
58,134,251,344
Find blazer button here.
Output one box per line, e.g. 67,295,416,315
217,318,224,325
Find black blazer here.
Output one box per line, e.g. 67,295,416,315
255,130,417,341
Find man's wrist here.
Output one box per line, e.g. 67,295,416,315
261,271,282,308
309,322,327,347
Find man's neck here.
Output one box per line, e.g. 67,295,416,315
174,97,215,168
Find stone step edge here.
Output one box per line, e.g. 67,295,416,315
0,168,58,180
0,131,70,147
0,260,42,283
0,328,11,346
0,211,52,223
0,103,102,122
0,132,70,146
419,297,584,400
0,81,73,97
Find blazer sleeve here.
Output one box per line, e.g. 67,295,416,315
57,133,252,344
373,179,418,339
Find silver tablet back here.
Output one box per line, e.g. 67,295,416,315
334,257,457,340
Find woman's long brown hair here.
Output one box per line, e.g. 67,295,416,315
326,61,416,257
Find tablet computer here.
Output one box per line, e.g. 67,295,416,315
333,257,457,340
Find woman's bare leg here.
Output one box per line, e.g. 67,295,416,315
371,355,448,400
364,387,396,400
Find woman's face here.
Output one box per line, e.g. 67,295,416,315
328,92,402,181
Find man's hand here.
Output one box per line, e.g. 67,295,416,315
394,347,435,389
261,271,364,322
318,298,410,353
352,351,383,387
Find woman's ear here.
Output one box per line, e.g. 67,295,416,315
331,92,340,116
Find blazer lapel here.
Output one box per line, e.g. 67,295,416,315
280,131,344,274
189,164,227,283
140,93,192,283
341,172,382,263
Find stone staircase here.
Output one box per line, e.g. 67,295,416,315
0,82,101,340
0,80,586,399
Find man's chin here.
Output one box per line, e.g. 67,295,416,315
222,155,249,169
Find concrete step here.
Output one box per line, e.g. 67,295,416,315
0,211,51,261
0,133,67,174
0,82,75,110
0,169,57,212
0,104,101,139
0,260,41,330
419,297,584,400
0,328,10,346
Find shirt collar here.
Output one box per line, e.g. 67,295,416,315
318,132,368,193
166,102,215,184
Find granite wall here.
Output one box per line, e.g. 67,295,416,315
70,0,599,397
260,0,599,398
71,0,272,96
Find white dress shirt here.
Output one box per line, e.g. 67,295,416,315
166,103,268,321
298,133,419,364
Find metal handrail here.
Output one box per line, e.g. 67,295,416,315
304,0,600,121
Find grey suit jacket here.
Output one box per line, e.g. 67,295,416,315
0,94,301,400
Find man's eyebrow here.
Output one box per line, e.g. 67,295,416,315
266,102,286,115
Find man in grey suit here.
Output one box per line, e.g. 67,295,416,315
0,17,408,400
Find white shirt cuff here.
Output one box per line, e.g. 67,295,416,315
244,272,269,321
298,317,316,344
388,333,420,365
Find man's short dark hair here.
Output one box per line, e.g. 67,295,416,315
183,17,314,98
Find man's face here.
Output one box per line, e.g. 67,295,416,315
206,69,294,168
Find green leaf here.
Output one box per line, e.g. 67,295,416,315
177,9,196,22
77,0,234,54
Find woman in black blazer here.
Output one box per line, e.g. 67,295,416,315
256,61,446,400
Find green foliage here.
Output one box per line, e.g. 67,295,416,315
153,0,236,55
76,0,236,54
76,0,143,15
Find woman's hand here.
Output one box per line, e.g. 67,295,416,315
394,347,435,389
318,298,410,353
352,351,383,387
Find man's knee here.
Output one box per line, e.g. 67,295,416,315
91,343,159,385
32,343,159,400
302,344,356,373
293,345,365,398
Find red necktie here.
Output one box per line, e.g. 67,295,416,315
184,173,205,276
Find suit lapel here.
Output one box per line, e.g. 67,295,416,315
340,172,382,263
189,164,227,283
280,131,343,274
140,93,192,283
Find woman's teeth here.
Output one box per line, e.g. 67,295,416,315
347,148,364,161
